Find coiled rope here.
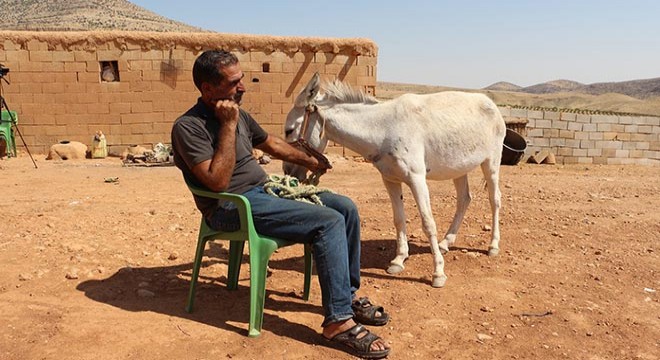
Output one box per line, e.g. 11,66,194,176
263,174,333,206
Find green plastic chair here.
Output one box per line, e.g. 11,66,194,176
0,110,17,157
184,179,313,337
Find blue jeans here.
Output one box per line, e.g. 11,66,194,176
209,185,360,327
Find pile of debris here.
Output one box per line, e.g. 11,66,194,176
122,143,173,166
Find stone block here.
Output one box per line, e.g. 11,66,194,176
530,138,550,147
618,116,634,125
29,50,54,62
510,108,527,118
587,148,602,157
595,140,622,149
26,39,48,51
588,132,603,140
572,148,587,157
566,139,580,148
591,114,618,124
592,157,607,165
638,125,653,134
568,122,583,131
87,103,110,114
544,128,559,137
558,147,573,156
535,119,551,128
552,120,569,130
560,112,577,121
644,150,660,159
550,138,565,147
640,116,660,126
615,149,630,158
576,114,591,123
543,111,560,120
580,140,594,149
574,132,589,140
559,129,575,139
527,128,543,137
74,51,97,61
528,110,543,119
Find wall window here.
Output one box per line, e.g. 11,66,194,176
100,61,120,82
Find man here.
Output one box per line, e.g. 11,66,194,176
171,50,391,359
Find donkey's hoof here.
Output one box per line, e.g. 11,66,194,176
432,275,447,288
488,247,500,256
438,240,450,254
386,264,404,274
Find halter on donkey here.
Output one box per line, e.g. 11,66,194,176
286,103,332,185
283,73,506,288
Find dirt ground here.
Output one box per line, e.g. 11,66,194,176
1,153,658,360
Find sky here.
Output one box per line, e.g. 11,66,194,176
129,0,660,89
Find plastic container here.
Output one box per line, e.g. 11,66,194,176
92,131,108,159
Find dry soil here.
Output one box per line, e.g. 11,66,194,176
1,154,658,359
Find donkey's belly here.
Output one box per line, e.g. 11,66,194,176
424,155,486,180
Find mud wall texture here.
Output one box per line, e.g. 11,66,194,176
0,31,378,154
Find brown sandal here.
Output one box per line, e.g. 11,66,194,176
352,297,390,326
325,323,390,359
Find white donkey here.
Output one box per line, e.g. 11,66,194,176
283,73,506,287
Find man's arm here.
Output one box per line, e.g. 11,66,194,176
190,100,239,192
256,135,327,172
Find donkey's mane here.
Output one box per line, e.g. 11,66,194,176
321,80,379,105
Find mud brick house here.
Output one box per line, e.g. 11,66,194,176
0,31,377,155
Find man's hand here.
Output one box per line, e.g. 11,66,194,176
214,99,239,125
306,153,331,173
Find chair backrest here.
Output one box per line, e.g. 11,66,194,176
1,110,17,125
184,177,259,241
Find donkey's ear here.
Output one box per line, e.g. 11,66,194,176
295,72,321,107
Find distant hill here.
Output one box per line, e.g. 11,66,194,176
377,81,660,117
0,0,206,32
484,77,660,100
579,77,660,99
484,82,522,92
522,79,584,94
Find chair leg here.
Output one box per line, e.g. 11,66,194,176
303,244,313,301
247,238,279,337
186,236,208,313
227,240,245,290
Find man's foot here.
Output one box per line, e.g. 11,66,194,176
323,318,390,359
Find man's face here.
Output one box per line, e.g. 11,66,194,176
207,63,246,105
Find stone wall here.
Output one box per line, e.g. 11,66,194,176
499,107,660,165
0,31,378,154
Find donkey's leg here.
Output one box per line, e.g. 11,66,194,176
481,159,502,256
382,179,409,275
438,175,471,254
408,176,446,288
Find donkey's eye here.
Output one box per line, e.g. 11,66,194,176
284,129,294,137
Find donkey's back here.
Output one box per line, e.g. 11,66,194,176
388,91,506,181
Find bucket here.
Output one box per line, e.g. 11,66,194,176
501,129,527,165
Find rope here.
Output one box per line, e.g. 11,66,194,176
263,174,333,206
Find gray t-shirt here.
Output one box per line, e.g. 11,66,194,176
171,98,269,219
